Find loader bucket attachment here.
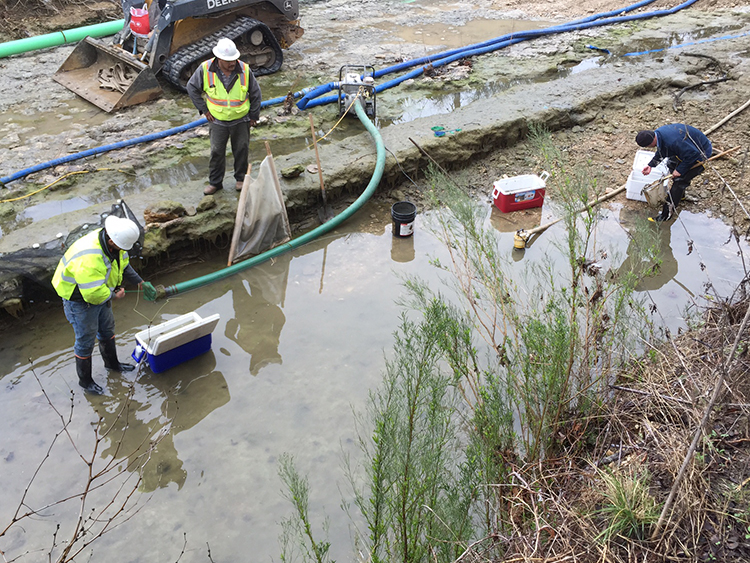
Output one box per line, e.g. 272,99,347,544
53,36,163,113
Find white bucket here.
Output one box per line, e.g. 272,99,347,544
625,150,669,202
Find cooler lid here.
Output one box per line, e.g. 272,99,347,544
135,312,221,356
492,171,549,195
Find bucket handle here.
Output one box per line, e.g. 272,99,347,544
539,171,550,182
131,343,146,363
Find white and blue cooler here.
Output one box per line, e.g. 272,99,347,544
132,312,220,373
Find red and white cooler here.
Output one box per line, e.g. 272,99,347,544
492,171,549,213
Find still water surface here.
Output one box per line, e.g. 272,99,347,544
1,199,747,561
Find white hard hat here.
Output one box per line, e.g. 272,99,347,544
104,216,140,251
213,38,240,61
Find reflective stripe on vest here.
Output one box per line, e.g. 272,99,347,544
201,59,251,121
52,229,129,305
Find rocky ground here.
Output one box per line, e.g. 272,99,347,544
1,0,748,225
0,0,749,289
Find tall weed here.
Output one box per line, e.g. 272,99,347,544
280,127,661,561
423,125,653,458
350,312,477,563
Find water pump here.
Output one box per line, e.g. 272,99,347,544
337,65,376,119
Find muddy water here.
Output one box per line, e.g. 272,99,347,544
377,18,547,49
1,198,748,561
0,200,447,562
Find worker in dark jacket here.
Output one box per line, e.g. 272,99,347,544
186,38,262,195
52,216,148,394
635,123,712,222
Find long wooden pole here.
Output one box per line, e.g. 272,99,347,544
227,162,252,266
309,114,327,208
518,184,627,241
516,146,741,247
704,97,750,135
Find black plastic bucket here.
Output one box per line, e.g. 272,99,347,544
391,201,417,238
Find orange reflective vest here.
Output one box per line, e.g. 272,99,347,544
202,59,251,121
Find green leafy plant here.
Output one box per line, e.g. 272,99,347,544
421,125,652,459
349,311,477,563
280,125,660,562
278,453,333,563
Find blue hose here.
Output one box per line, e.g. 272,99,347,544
373,0,658,77
295,0,660,109
1,0,702,187
1,119,206,186
0,92,310,187
298,0,702,109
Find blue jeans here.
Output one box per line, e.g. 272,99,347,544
63,299,116,358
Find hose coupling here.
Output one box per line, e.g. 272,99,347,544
514,230,528,250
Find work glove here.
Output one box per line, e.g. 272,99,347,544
142,281,158,302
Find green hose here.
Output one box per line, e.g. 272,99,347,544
159,99,386,299
0,20,125,59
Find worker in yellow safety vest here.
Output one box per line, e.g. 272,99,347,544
186,37,262,195
52,216,152,395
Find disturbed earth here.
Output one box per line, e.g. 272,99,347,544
0,0,749,308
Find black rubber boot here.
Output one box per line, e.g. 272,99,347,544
99,338,136,372
649,201,675,223
76,356,103,395
654,207,672,222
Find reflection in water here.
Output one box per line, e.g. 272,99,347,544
391,235,415,263
616,219,679,292
567,56,603,75
4,199,750,563
386,18,547,49
225,253,291,375
94,342,230,492
389,86,494,126
18,197,92,223
488,205,544,234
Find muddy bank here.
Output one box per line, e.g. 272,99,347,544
1,2,749,317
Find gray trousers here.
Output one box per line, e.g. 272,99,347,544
208,120,250,188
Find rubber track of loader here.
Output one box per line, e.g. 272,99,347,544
162,16,282,91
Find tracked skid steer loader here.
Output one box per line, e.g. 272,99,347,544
53,0,303,112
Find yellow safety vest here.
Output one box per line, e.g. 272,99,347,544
202,59,251,121
52,229,129,305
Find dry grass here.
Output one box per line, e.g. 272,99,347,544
452,294,750,563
